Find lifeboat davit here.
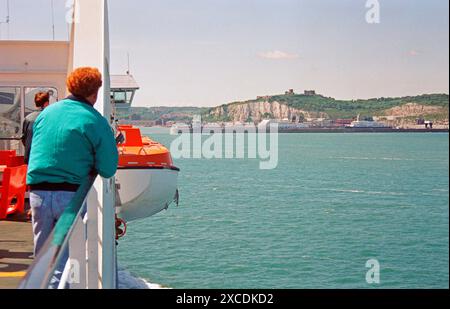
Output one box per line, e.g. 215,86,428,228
115,125,179,222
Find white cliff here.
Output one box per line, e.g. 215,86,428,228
209,100,326,122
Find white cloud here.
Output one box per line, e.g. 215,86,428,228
258,50,299,60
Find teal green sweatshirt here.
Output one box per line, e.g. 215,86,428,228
27,96,118,186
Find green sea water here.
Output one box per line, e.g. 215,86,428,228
118,132,449,289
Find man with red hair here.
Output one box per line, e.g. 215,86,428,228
27,67,118,256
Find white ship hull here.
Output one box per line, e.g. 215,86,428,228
170,124,190,135
116,167,179,222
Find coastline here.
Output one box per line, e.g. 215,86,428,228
275,128,449,133
167,127,450,134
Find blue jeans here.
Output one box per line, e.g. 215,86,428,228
30,191,76,256
30,190,76,288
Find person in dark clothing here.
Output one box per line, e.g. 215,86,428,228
21,91,51,164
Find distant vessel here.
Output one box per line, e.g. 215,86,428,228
224,122,258,131
346,120,389,128
258,119,309,131
170,122,190,135
203,122,224,133
170,121,259,135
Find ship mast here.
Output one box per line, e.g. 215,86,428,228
0,0,10,39
126,52,131,75
51,0,55,40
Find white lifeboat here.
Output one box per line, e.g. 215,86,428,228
115,125,179,222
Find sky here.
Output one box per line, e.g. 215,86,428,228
1,0,449,107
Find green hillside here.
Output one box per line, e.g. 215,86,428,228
275,93,448,119
117,106,208,122
116,94,449,123
207,93,449,120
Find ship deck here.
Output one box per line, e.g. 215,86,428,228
0,211,33,289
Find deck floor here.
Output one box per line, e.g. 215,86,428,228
0,212,33,289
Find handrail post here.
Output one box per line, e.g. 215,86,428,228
86,182,99,288
97,177,117,289
85,177,117,289
67,213,87,289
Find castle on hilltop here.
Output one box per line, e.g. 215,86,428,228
257,89,317,100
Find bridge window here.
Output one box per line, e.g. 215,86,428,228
24,87,58,116
0,87,21,139
112,90,134,104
